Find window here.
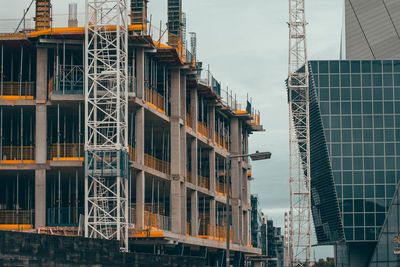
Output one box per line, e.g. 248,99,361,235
384,88,393,100
364,157,373,170
373,74,382,86
362,61,372,73
355,228,364,240
365,214,375,226
331,116,341,128
354,186,363,198
342,116,351,128
362,75,372,87
341,74,350,87
330,75,340,87
363,102,372,114
384,102,394,114
352,87,361,100
342,130,352,142
320,88,329,101
319,75,329,87
373,87,383,100
375,185,385,198
341,88,351,101
363,116,373,128
353,130,362,142
319,61,329,73
383,74,393,86
384,116,394,128
351,60,361,73
343,158,353,170
344,228,353,240
354,171,363,184
343,171,352,184
364,144,373,156
351,74,361,86
374,116,383,128
383,60,393,72
365,185,374,198
372,61,382,73
331,87,340,100
352,116,362,128
344,214,353,227
365,171,374,184
343,186,353,198
363,129,373,142
354,201,364,213
352,102,361,114
373,101,383,114
341,61,350,73
330,61,340,73
354,157,363,170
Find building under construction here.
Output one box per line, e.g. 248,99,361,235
0,0,264,265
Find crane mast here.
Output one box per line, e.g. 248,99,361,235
84,0,130,252
288,0,312,266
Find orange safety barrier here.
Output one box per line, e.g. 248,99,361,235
143,211,170,231
1,146,35,164
186,222,191,236
186,113,193,129
251,113,261,126
197,121,209,139
198,224,232,242
0,82,35,100
48,143,84,161
144,153,171,174
129,146,136,162
186,170,193,183
145,89,165,114
214,132,228,151
0,210,34,227
198,175,209,190
216,181,227,196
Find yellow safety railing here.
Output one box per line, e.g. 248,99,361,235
197,121,209,139
1,146,35,164
186,113,193,129
0,82,35,100
216,181,227,196
198,224,232,242
214,132,228,151
0,210,34,226
186,170,193,183
187,222,191,236
144,153,171,174
144,211,170,231
251,112,261,127
145,89,165,114
129,146,136,162
48,143,84,161
198,175,210,190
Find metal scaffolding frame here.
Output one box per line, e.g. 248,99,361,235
84,0,129,252
287,0,312,266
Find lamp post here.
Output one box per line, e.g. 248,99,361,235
225,151,271,266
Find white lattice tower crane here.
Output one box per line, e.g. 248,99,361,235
84,0,130,252
288,0,312,266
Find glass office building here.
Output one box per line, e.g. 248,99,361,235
292,60,400,266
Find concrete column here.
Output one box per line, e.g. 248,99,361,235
209,106,215,143
191,190,198,236
209,148,216,193
191,139,198,185
36,48,47,100
135,107,144,165
35,169,46,227
170,68,181,234
230,117,240,244
136,171,145,229
180,73,187,178
180,72,186,119
35,48,48,228
190,88,198,132
209,199,216,233
136,48,145,99
243,210,249,246
180,184,187,234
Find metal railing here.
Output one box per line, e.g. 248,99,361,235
198,224,232,242
47,207,83,226
144,153,171,174
198,175,209,190
0,82,35,100
0,210,34,225
186,113,193,129
129,146,136,162
48,143,83,160
144,88,165,113
214,132,229,151
144,211,170,231
1,146,35,163
53,64,84,95
197,121,209,139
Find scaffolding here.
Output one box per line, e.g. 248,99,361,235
35,0,51,31
167,0,183,54
84,0,129,252
288,0,312,266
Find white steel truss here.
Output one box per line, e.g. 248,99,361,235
84,0,129,252
288,0,312,266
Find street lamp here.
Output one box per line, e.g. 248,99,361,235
225,151,271,266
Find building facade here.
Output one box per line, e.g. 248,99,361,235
0,1,264,265
300,60,400,266
344,0,400,60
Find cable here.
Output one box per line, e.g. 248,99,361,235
348,0,376,59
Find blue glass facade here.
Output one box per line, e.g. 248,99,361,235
309,60,400,242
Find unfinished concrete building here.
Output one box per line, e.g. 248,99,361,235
0,0,263,264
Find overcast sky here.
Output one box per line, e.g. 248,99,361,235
0,0,344,259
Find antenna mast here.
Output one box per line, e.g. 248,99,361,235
288,0,312,266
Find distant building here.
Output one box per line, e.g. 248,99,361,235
265,219,284,267
251,195,263,248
